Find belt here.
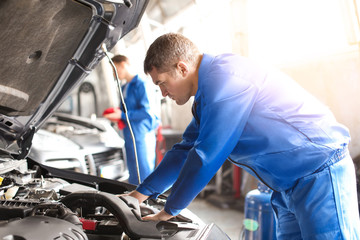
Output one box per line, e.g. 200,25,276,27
315,147,349,173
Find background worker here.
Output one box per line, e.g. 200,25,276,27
103,55,159,185
128,33,360,239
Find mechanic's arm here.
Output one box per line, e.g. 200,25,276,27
103,108,122,122
102,107,122,122
130,85,258,221
132,117,199,200
128,190,148,203
134,82,258,222
127,190,173,221
125,119,199,221
162,77,259,216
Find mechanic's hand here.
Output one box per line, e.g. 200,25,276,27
142,209,173,221
103,112,121,122
126,190,149,204
103,107,122,122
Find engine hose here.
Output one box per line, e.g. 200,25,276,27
29,202,82,227
61,191,161,239
0,177,15,191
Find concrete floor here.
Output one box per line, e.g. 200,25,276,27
188,195,245,240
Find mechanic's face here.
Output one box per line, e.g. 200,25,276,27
114,61,127,80
149,64,194,105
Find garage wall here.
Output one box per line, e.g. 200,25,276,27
280,49,360,158
233,0,360,158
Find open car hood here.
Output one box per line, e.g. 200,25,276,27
0,0,148,158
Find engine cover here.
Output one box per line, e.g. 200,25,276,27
0,215,87,240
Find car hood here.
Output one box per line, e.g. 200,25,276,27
0,0,148,158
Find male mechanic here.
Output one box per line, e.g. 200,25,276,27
128,33,360,239
104,55,159,185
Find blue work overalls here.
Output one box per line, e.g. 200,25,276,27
137,54,360,239
121,75,159,185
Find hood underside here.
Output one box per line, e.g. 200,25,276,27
0,0,148,157
0,0,92,116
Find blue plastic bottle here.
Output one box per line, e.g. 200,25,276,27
242,181,276,240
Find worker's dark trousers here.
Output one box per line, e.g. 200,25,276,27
271,148,360,239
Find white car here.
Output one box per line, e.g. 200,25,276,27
30,112,129,181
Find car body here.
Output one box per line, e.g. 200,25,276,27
0,0,230,239
29,112,129,181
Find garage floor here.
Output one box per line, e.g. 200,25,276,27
188,195,245,240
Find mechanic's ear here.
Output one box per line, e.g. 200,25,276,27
177,61,189,77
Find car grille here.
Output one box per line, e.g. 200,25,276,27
85,148,126,179
92,148,124,167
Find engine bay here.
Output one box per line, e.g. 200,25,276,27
0,158,227,240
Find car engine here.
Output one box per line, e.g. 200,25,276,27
0,158,227,240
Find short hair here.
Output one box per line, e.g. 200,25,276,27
144,33,200,74
112,55,129,64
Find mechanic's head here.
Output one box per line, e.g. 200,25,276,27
144,33,202,105
112,55,132,81
144,33,200,75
